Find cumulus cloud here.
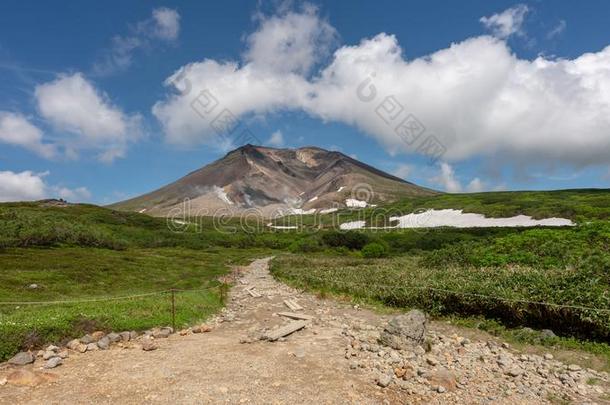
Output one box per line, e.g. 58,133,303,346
0,112,56,158
480,4,529,39
244,4,337,75
152,5,610,171
430,163,486,193
93,7,180,75
35,73,141,162
466,178,484,192
56,186,91,201
432,163,462,193
0,170,91,202
0,170,47,201
267,130,284,147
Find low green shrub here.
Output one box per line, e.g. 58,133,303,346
321,231,369,250
361,242,388,258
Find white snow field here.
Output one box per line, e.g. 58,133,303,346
339,209,574,230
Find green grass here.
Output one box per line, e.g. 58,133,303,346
271,254,610,340
0,246,268,361
2,191,610,364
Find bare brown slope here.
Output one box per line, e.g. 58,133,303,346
110,145,438,216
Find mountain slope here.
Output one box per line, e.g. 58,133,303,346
110,145,438,216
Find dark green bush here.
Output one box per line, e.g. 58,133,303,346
361,242,388,258
289,238,321,253
321,231,369,250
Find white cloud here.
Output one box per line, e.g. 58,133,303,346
0,112,56,158
466,177,484,192
0,170,91,202
0,170,47,202
152,5,610,171
244,4,337,75
56,186,91,201
392,163,412,180
267,130,284,147
35,73,140,162
94,7,180,75
480,4,529,39
547,20,567,40
151,8,180,41
432,162,462,193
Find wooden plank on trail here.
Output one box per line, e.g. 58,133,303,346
283,299,303,311
264,321,308,341
246,287,261,298
278,312,314,321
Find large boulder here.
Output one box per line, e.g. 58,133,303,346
379,310,428,349
8,351,35,366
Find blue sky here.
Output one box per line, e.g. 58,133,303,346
1,0,610,203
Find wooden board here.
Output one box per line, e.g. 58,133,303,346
264,321,308,341
283,299,303,311
277,312,314,321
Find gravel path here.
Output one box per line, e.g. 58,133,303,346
0,257,608,404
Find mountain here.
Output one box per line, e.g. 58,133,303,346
110,145,438,217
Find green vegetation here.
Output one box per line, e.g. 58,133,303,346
2,189,610,363
361,242,388,258
271,253,610,340
0,246,265,361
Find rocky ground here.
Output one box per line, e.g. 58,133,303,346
0,257,608,404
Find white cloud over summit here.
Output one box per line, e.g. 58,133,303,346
153,4,610,172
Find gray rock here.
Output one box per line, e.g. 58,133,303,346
106,332,121,343
85,343,98,352
377,374,392,388
129,331,138,340
153,328,171,339
119,331,131,342
66,339,80,350
540,329,556,339
141,338,158,351
46,345,59,352
506,367,523,377
379,310,428,350
567,364,581,372
8,351,35,365
80,334,95,344
426,356,439,366
42,351,56,360
97,337,110,350
44,357,62,369
28,283,38,289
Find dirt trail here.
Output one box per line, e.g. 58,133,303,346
0,257,608,404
